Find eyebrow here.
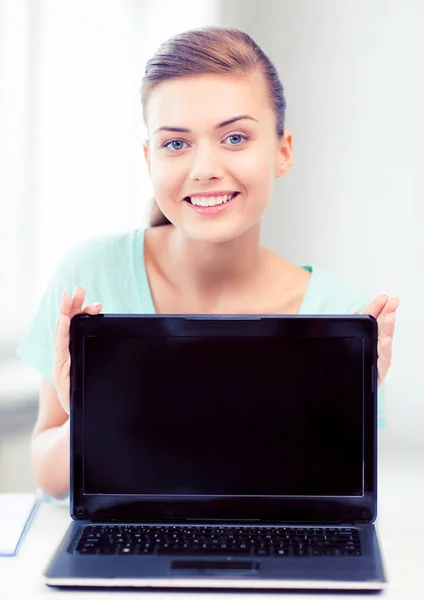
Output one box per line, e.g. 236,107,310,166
153,114,258,135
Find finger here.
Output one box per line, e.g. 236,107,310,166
68,301,102,335
53,313,71,392
362,295,388,318
377,296,399,321
70,285,86,317
377,311,396,384
68,304,102,332
54,291,73,346
82,302,102,315
62,291,75,316
376,296,399,336
385,297,400,314
378,336,392,386
378,312,396,346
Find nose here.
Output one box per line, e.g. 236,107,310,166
189,144,224,182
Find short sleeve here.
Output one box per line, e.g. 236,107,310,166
16,242,88,383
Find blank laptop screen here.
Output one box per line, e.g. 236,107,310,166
82,336,364,497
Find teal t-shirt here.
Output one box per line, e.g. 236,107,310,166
17,227,384,426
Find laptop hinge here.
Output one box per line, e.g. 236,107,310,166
184,518,261,523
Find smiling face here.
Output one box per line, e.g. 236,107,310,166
143,71,292,243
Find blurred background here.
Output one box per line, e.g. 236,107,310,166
0,0,423,492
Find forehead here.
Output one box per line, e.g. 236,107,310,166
146,72,274,132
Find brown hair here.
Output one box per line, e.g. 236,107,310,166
141,26,287,227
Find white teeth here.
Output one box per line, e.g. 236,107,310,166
190,193,236,207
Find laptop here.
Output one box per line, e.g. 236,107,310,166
44,313,386,591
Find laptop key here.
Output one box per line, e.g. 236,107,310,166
73,525,362,558
157,546,252,555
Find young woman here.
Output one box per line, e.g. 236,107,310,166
18,26,398,498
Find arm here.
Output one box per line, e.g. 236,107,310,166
30,286,103,498
30,378,70,499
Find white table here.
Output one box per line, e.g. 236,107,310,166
1,452,423,599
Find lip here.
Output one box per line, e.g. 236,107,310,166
185,193,240,216
185,190,238,199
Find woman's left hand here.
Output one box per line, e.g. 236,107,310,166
359,295,400,386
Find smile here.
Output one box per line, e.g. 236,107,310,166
185,192,239,207
184,192,240,215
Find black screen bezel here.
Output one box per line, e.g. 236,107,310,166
69,314,378,525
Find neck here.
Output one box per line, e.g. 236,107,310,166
168,223,265,307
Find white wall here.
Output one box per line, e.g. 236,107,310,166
219,0,424,451
0,0,219,346
0,0,220,492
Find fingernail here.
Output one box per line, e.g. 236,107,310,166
90,303,101,308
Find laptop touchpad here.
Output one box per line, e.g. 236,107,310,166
171,560,260,576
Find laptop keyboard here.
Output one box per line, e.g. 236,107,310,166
73,525,361,557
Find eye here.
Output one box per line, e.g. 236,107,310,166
224,134,250,146
163,140,188,151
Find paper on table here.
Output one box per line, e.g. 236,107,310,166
0,493,39,556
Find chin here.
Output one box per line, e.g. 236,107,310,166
181,220,259,245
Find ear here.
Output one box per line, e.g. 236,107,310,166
275,130,293,178
143,140,150,173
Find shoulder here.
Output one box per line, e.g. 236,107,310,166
58,228,143,269
44,228,148,309
17,229,148,382
300,265,369,314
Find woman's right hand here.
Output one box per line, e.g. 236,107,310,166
53,285,102,415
